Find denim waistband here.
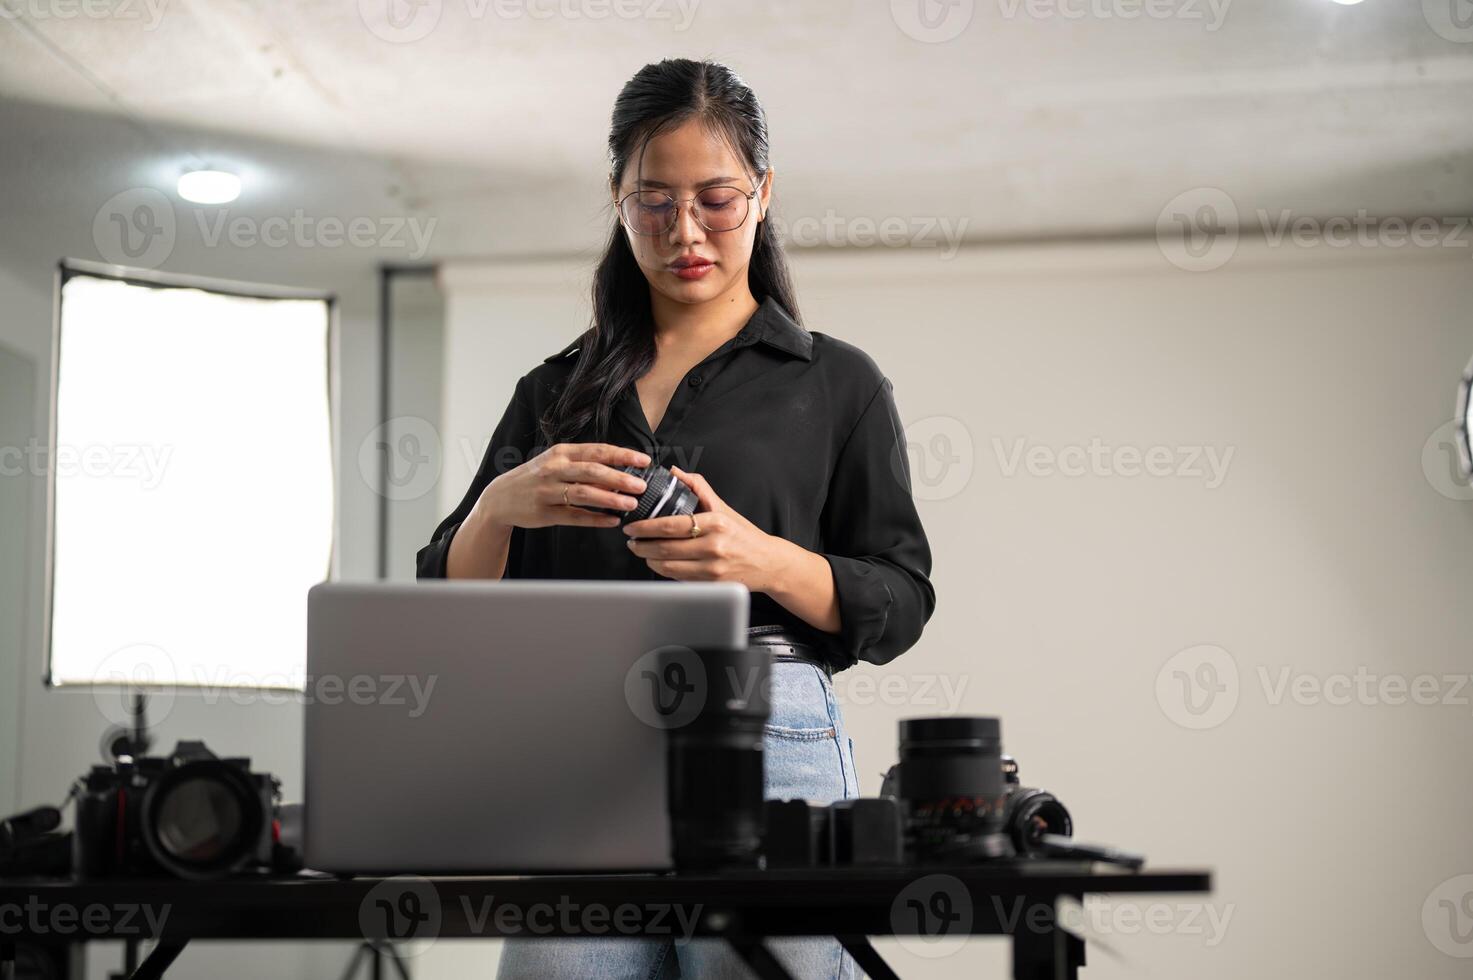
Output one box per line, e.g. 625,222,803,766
745,624,833,678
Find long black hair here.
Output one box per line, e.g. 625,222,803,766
538,58,803,447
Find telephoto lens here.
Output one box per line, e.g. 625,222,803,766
894,717,1015,863
582,462,698,526
663,645,772,871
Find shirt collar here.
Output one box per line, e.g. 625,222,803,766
542,295,813,363
738,294,814,361
543,336,582,363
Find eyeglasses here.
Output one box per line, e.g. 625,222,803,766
616,178,764,236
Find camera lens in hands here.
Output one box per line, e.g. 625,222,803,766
584,463,698,525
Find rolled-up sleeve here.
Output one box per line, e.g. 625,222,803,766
415,375,539,580
819,376,937,667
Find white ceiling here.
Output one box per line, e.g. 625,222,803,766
2,0,1471,261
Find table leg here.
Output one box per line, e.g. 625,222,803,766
129,941,186,980
2,940,15,980
1010,902,1085,980
726,938,799,980
836,935,901,980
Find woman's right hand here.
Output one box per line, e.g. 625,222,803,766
474,442,651,530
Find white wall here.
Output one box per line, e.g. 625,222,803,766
435,259,603,517
384,272,448,581
428,238,1473,979
0,340,38,816
803,240,1473,979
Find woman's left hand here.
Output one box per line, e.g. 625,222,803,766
624,465,789,592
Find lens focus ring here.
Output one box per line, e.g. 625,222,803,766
630,465,672,520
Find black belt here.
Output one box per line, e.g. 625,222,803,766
745,624,834,678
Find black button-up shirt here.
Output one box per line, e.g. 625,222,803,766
415,295,936,670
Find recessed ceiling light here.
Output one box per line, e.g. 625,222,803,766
177,170,241,205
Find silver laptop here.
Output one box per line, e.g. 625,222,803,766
303,579,749,874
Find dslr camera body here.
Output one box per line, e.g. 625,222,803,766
879,749,1073,862
73,740,282,880
762,717,1076,869
880,717,1073,863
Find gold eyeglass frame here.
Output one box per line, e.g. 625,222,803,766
615,173,768,237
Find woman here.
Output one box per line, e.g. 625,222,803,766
416,57,936,980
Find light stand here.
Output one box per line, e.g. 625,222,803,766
338,941,411,980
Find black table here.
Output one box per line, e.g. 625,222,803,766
0,863,1211,980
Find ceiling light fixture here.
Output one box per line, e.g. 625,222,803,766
177,169,241,205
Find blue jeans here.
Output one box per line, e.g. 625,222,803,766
496,658,859,979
